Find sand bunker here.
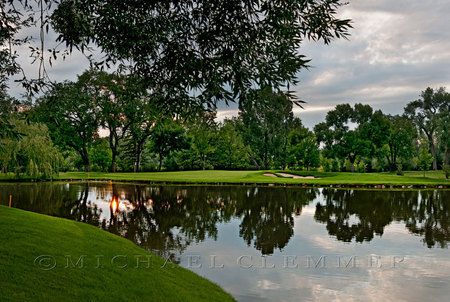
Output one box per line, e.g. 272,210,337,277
263,173,278,177
276,173,319,179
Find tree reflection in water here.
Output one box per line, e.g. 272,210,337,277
0,183,448,258
237,187,318,254
315,189,450,248
99,185,318,260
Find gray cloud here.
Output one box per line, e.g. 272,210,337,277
292,0,450,127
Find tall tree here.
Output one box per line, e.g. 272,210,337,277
405,87,450,170
315,104,361,172
315,104,389,172
36,80,99,172
186,112,218,170
82,70,143,172
437,105,450,165
383,115,416,171
212,119,249,169
358,110,390,160
239,88,295,169
120,79,158,172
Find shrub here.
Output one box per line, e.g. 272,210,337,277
321,157,332,172
344,159,352,172
371,158,381,172
331,159,340,172
443,164,450,179
417,143,434,177
356,161,367,173
396,163,404,176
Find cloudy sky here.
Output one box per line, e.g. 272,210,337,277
11,0,450,129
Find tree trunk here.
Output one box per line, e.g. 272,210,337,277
134,143,143,173
111,152,117,172
444,144,449,165
158,153,163,171
430,142,438,170
263,132,269,170
109,131,119,173
349,156,355,173
248,152,260,170
386,155,393,172
81,147,91,172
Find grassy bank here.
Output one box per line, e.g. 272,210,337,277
0,206,234,302
1,170,449,186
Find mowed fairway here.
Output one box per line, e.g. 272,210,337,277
48,170,450,186
0,206,234,302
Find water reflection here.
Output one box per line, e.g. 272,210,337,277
315,189,450,248
100,185,319,261
0,183,449,256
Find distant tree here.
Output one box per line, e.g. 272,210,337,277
212,119,249,169
81,70,142,172
437,106,450,165
291,133,320,171
315,104,377,172
239,88,295,169
149,119,188,171
186,112,218,170
315,104,392,172
358,110,390,156
287,121,319,170
36,80,99,172
314,103,353,159
417,142,434,177
339,131,372,172
383,115,416,171
405,87,450,170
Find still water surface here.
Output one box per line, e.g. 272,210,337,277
1,182,449,301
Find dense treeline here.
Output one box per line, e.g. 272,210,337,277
0,70,449,178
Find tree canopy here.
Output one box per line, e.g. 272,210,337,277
49,0,351,108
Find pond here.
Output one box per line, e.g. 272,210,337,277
1,182,449,301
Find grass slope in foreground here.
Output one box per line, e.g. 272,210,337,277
49,170,450,186
0,206,234,302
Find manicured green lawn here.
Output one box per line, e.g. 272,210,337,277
0,206,234,302
58,170,448,186
1,170,449,186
